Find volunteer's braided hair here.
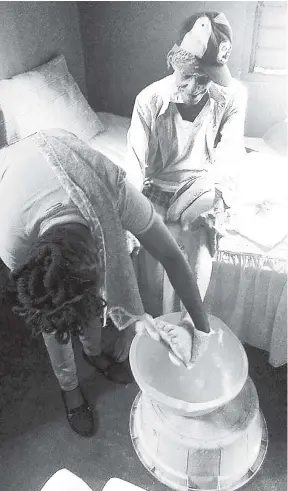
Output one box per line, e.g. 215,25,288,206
1,225,106,344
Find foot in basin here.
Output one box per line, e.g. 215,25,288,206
136,313,213,367
155,319,213,367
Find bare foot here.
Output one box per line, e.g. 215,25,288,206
155,320,214,367
155,320,193,366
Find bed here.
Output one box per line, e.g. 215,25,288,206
0,55,286,368
90,112,288,369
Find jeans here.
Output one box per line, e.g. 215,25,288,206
42,317,136,391
42,318,102,391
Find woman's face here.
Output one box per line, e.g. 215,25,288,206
174,65,211,105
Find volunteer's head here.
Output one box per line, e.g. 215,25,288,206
167,11,232,105
8,224,105,344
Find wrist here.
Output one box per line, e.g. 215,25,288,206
202,314,211,333
181,313,210,334
194,326,213,337
200,318,211,334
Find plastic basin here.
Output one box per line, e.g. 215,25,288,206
129,313,248,416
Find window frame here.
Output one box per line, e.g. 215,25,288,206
241,1,288,82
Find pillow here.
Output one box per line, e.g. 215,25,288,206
0,55,104,148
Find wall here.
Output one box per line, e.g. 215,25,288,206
0,1,86,94
78,1,287,137
240,1,287,138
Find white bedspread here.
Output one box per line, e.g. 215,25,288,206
223,151,288,250
88,112,142,189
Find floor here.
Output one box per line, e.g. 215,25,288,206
0,303,286,491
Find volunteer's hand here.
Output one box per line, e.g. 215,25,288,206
180,312,213,365
135,313,161,342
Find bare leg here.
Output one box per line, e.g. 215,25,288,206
181,225,213,301
194,236,213,302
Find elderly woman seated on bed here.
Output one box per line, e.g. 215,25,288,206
0,128,211,438
126,11,247,316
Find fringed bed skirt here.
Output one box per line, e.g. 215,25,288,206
204,250,287,367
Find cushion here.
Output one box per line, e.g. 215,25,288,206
0,55,104,148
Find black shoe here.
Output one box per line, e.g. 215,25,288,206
106,359,134,385
61,387,94,437
82,350,134,385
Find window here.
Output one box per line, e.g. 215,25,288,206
250,1,287,75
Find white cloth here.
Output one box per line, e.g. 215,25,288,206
40,469,93,491
103,478,147,491
40,470,147,491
